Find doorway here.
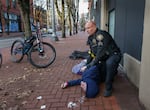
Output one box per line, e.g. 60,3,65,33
108,10,115,38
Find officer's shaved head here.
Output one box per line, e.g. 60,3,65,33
86,21,96,27
85,21,97,35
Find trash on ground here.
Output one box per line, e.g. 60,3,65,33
40,105,46,109
67,101,77,108
37,96,42,100
78,96,85,103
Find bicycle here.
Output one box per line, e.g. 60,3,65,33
11,23,56,68
0,53,2,68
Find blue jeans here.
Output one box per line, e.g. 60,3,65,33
68,53,121,91
68,65,101,86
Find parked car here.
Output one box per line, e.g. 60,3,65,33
47,28,53,34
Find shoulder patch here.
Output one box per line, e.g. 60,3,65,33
96,34,104,41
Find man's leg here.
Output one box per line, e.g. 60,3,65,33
104,54,121,97
97,61,106,83
82,65,101,84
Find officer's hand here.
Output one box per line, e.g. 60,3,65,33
80,66,87,72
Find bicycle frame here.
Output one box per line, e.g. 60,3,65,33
23,36,36,55
23,23,43,55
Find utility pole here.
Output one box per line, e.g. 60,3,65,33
51,0,59,41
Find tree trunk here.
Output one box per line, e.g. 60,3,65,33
22,13,31,37
66,0,72,36
61,0,66,38
54,0,66,38
67,0,77,35
68,13,72,36
17,0,32,38
0,0,5,34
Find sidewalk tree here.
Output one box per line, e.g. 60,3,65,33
33,0,46,28
71,0,78,34
17,0,32,37
66,0,72,36
54,0,66,38
66,0,79,35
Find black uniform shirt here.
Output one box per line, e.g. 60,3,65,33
86,28,120,68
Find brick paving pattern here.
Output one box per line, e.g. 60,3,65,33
0,32,145,110
22,33,121,110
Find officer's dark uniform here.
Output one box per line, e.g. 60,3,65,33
85,28,122,97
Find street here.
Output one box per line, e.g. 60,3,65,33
0,31,63,49
0,37,24,49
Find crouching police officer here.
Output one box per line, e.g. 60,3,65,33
80,21,122,97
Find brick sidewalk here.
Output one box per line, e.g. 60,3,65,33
24,32,121,110
0,32,145,110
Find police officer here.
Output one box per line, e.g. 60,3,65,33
80,21,122,97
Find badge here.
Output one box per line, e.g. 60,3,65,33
96,34,104,41
92,39,96,44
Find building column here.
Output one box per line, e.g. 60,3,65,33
100,0,108,31
139,0,150,109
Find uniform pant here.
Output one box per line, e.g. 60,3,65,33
105,53,121,91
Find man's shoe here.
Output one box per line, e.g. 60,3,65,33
103,89,112,97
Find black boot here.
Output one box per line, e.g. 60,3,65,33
103,89,112,97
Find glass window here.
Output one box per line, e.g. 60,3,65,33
109,10,115,39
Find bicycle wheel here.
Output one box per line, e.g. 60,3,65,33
11,40,24,63
28,42,56,68
0,53,2,68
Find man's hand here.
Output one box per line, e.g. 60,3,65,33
80,66,87,72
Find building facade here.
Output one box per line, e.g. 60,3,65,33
0,0,47,37
0,0,21,33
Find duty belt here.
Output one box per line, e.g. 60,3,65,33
110,51,121,56
88,50,95,58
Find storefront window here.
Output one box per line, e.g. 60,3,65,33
4,13,19,32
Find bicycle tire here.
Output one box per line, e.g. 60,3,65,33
11,40,24,63
28,42,56,68
0,53,2,68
